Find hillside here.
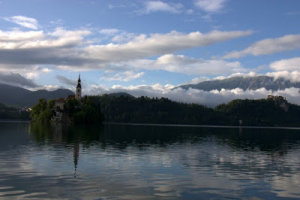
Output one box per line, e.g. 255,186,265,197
80,94,300,127
215,97,300,126
178,76,300,91
0,83,74,107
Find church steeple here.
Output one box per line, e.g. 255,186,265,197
75,74,82,100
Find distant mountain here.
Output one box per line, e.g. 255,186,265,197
0,83,74,107
178,76,300,91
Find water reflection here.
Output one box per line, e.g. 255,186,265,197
29,122,300,153
0,122,299,199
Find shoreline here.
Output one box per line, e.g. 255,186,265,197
105,122,300,130
0,120,30,123
2,120,300,130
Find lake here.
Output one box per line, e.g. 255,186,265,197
0,121,300,199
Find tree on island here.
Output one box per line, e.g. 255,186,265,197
30,94,300,127
30,97,105,124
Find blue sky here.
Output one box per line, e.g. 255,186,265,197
0,0,300,105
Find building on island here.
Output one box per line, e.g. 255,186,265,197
267,95,289,112
55,98,65,110
52,75,82,123
267,95,286,102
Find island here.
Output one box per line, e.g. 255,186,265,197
3,75,300,127
30,76,104,125
29,93,300,127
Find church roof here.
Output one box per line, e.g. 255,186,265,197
55,98,65,103
77,75,81,88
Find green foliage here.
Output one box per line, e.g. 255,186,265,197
29,95,300,127
30,98,54,123
84,94,300,127
215,98,300,126
64,97,105,124
30,97,105,124
86,94,221,125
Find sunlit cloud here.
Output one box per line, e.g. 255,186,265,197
4,15,39,29
117,54,246,76
101,71,145,82
224,34,300,59
194,0,229,13
0,28,252,72
141,1,183,14
88,83,300,107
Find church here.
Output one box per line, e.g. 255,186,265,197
75,75,82,100
52,75,82,122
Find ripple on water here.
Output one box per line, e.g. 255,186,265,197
1,122,300,199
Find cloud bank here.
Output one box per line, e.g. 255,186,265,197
0,26,252,73
225,34,300,58
89,84,300,107
0,72,38,88
270,57,300,71
118,54,245,75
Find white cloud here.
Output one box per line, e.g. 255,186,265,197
85,30,252,64
224,34,300,59
102,71,145,82
194,0,229,13
270,57,300,71
0,28,90,50
0,28,92,70
0,29,43,41
88,83,300,107
143,1,183,14
262,57,300,82
266,71,300,83
0,64,51,81
120,54,246,75
34,84,60,91
0,28,251,72
99,28,120,35
4,16,39,29
0,28,252,77
111,32,137,43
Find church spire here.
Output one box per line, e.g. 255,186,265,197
75,74,82,100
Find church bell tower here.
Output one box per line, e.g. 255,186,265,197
75,75,82,100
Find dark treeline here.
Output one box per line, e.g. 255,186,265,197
95,94,224,125
30,98,105,124
88,94,300,127
3,93,300,127
0,103,30,120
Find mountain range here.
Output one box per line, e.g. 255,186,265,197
178,76,300,91
2,75,300,107
0,83,73,107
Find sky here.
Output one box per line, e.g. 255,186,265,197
1,0,300,106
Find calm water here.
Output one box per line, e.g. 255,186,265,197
0,122,300,199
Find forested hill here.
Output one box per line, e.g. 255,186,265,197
6,92,300,127
0,83,73,107
87,94,300,127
